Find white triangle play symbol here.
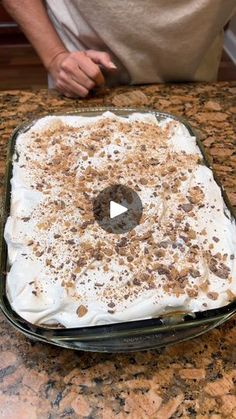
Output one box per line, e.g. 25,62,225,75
110,201,128,219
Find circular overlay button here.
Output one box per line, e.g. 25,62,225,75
93,184,143,234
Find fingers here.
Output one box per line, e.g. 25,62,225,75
71,51,105,86
55,71,89,98
60,57,96,90
86,50,117,70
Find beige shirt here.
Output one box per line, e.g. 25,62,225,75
45,0,236,85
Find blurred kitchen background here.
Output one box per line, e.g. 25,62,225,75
0,3,235,90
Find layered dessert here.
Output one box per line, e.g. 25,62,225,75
4,111,236,328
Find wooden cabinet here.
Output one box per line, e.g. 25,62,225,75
0,4,28,45
0,3,14,21
0,4,47,90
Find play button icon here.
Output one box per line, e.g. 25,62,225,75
93,184,143,234
110,201,128,219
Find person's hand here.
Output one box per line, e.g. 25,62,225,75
48,50,117,98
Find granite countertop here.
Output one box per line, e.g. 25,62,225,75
0,83,236,419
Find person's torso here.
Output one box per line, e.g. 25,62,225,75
45,0,236,84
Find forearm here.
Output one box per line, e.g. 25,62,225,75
3,0,116,97
2,0,67,69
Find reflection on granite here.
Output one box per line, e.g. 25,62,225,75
0,83,236,418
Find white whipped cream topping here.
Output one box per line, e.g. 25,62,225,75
4,112,236,327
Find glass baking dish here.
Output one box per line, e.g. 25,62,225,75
0,107,235,352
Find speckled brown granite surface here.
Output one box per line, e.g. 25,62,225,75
0,83,236,419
